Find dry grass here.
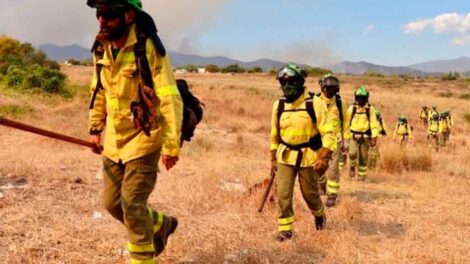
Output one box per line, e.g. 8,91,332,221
0,71,469,263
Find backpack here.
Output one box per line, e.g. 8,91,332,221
176,79,204,143
89,29,203,144
349,103,371,136
276,94,322,152
315,92,344,138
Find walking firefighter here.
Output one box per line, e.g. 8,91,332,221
344,87,380,180
270,63,335,241
419,106,428,129
394,115,413,149
368,109,387,170
427,112,440,151
87,1,183,263
316,74,348,207
439,110,453,147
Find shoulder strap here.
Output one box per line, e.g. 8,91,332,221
365,104,370,123
335,94,343,133
89,42,105,109
276,98,285,141
350,105,357,127
305,95,317,124
134,31,154,88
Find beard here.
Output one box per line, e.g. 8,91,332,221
100,19,128,40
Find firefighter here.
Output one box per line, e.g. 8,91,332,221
87,1,183,263
419,106,429,129
427,112,440,151
344,87,380,180
316,74,348,207
270,63,335,241
439,110,453,147
368,109,387,169
394,115,413,149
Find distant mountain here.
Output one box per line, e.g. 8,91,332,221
39,44,91,61
408,57,470,73
329,61,426,75
168,52,284,70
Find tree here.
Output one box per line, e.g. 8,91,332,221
205,64,220,73
222,64,245,73
252,66,263,73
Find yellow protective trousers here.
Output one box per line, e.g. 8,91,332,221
102,151,169,264
349,136,371,179
276,163,325,232
319,142,341,196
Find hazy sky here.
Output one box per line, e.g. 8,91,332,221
1,0,469,66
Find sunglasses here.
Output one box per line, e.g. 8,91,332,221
96,9,123,20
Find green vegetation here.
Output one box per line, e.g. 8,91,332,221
441,71,460,81
304,66,331,76
0,35,68,95
205,64,220,73
438,91,455,98
222,64,245,73
0,104,33,118
365,71,385,78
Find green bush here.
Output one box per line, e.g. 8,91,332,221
441,72,460,81
4,64,66,93
304,66,331,76
222,64,245,73
0,104,33,118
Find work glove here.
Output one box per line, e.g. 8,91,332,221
270,150,277,175
130,85,159,137
313,147,333,175
370,137,378,147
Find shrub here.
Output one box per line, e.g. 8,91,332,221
0,104,33,118
441,72,460,81
205,64,220,73
222,64,245,73
366,71,385,78
304,66,331,76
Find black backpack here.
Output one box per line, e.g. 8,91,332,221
176,79,204,144
89,29,203,144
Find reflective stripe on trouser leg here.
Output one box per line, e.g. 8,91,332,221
148,208,165,234
298,167,325,217
325,142,340,194
349,138,359,168
358,137,370,178
327,180,339,195
121,152,159,261
276,163,297,232
278,216,294,232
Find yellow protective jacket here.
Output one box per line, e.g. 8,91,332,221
344,104,380,139
394,122,413,139
419,109,428,119
440,117,452,132
317,93,349,142
270,91,336,167
88,24,183,163
428,119,440,134
428,110,439,121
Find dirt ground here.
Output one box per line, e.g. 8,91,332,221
0,68,469,263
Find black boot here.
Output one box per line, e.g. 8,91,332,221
154,216,178,256
326,195,337,207
276,231,293,242
315,215,326,230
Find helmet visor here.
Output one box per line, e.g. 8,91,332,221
277,67,300,80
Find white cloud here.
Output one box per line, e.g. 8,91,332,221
405,12,470,45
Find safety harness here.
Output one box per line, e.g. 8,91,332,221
276,94,322,168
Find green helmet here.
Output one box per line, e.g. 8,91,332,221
355,86,369,97
277,63,307,80
399,115,406,122
87,0,144,11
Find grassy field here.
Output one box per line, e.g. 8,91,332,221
0,66,469,263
